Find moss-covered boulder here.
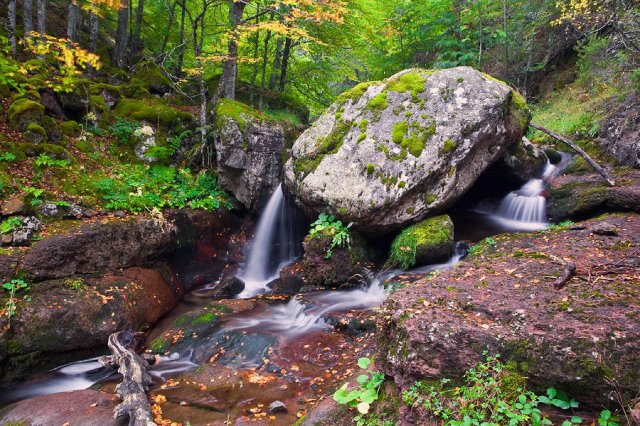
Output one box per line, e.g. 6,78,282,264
214,98,285,211
58,80,91,118
8,98,44,132
388,214,454,269
89,83,121,108
284,67,530,235
24,123,47,144
113,98,192,129
17,143,75,162
499,136,548,183
132,61,172,95
59,120,81,138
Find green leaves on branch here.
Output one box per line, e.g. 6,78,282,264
2,279,30,328
333,357,384,425
308,212,353,259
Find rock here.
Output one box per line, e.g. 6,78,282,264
114,210,126,218
210,276,245,298
284,67,530,235
134,124,157,163
276,262,305,294
7,98,44,132
632,402,640,425
82,208,97,218
67,203,83,218
39,89,66,119
0,266,182,385
269,400,288,414
590,222,618,236
58,81,91,119
90,83,121,108
1,234,12,246
0,390,121,425
214,99,286,212
598,94,639,168
38,202,59,217
387,215,454,269
12,216,42,246
0,249,19,282
20,217,176,280
499,136,548,182
24,122,48,144
1,197,25,215
377,214,640,410
547,170,640,222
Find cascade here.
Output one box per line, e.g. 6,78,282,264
238,185,304,298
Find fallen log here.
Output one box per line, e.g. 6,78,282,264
546,253,577,290
530,122,616,187
101,331,156,426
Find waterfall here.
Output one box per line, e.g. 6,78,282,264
238,184,304,298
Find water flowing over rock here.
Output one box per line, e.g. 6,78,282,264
284,66,530,234
214,99,286,212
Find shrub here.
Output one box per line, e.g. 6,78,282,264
2,279,30,328
333,357,385,425
308,212,353,259
108,117,140,145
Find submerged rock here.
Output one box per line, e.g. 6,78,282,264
214,99,286,212
284,67,530,234
377,214,640,411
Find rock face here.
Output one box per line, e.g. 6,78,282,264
599,94,639,168
499,136,548,182
284,67,529,234
377,214,640,412
215,99,286,212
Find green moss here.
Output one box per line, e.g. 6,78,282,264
60,121,81,137
398,180,406,188
386,71,427,100
121,78,152,99
387,215,453,269
357,133,367,143
215,98,270,131
192,312,218,325
26,122,46,137
441,138,457,155
113,98,192,128
366,163,375,175
293,120,352,177
424,194,436,204
509,90,531,130
336,81,382,104
8,98,44,131
367,92,388,112
90,83,121,98
359,119,368,131
132,61,172,93
148,337,169,352
76,139,93,153
392,121,409,144
90,95,108,113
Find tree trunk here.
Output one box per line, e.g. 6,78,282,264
115,0,129,68
268,36,283,90
249,8,260,106
67,0,80,42
36,0,46,35
278,36,292,92
8,0,17,54
159,0,177,59
132,0,144,56
176,0,186,76
258,11,274,109
23,0,34,40
214,0,248,102
89,9,100,53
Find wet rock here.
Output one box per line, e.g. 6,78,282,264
377,214,640,410
276,262,305,294
284,67,529,235
0,389,121,426
211,276,245,298
214,99,286,212
500,136,548,182
20,217,176,280
1,197,25,215
598,94,640,168
12,216,42,246
547,170,640,221
269,400,288,413
590,222,618,236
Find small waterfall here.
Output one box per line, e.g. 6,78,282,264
238,184,304,298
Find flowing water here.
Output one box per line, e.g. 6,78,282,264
238,185,305,298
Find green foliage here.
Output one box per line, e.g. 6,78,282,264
23,186,44,206
308,212,353,259
632,68,640,93
146,130,190,164
0,153,17,163
1,217,22,234
34,153,70,168
93,165,230,214
548,220,575,232
108,117,140,145
402,354,596,426
2,279,30,327
64,277,85,291
0,36,25,95
333,357,385,424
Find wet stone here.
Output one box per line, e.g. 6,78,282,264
591,221,618,236
269,400,288,413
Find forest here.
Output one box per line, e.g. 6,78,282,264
0,0,639,425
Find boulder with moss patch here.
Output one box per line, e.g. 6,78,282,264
8,98,45,132
113,98,191,129
24,123,47,144
284,67,530,235
388,215,454,269
499,136,548,183
214,99,285,211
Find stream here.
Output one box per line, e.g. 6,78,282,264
0,157,571,423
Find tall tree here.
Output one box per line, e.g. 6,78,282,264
7,0,17,54
278,35,292,91
67,0,80,42
115,0,129,67
214,0,249,101
37,0,46,36
23,0,34,40
176,0,187,76
89,6,100,53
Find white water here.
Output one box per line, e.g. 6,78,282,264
238,185,303,298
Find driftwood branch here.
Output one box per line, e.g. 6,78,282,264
530,122,616,186
100,331,156,426
546,253,577,290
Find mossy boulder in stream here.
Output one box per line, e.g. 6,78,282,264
387,214,454,269
284,67,530,235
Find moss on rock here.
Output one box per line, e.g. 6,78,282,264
293,119,352,177
113,98,191,128
215,98,270,132
336,81,382,104
387,214,454,269
8,98,44,131
60,121,81,138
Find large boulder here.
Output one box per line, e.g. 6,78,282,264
284,67,530,234
214,99,286,211
377,213,640,411
598,94,639,168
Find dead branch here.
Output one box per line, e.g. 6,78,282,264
530,122,616,186
545,253,577,290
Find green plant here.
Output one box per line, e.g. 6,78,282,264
333,357,385,425
107,117,140,145
34,153,70,168
308,212,353,259
0,153,17,163
23,186,44,206
2,278,29,328
1,217,22,234
64,277,85,291
548,220,575,231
